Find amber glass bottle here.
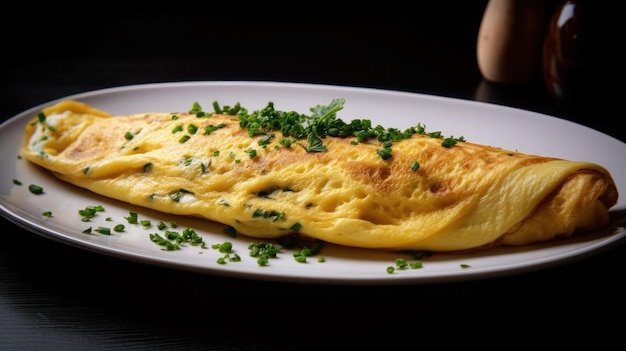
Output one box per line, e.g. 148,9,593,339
542,0,585,103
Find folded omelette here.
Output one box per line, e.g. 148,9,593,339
20,99,619,252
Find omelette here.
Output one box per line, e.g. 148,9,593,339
20,99,619,252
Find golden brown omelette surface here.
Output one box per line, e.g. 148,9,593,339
20,99,619,252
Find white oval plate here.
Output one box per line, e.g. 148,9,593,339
1,81,625,285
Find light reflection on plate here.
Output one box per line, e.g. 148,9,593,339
1,81,625,285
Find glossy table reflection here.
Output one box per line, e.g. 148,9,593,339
1,6,622,350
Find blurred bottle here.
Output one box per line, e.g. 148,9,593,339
542,0,585,103
477,0,545,84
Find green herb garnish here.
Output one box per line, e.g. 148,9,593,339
172,125,183,134
411,161,420,172
78,205,105,221
248,242,282,266
149,233,179,251
235,98,463,160
187,124,198,134
124,211,138,224
94,226,111,235
169,189,194,202
387,257,424,273
28,184,44,194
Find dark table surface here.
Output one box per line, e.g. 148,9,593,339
2,5,623,350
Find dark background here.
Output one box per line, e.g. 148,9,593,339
2,3,623,350
2,3,612,138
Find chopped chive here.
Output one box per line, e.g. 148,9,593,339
411,161,420,172
149,233,179,251
124,211,138,224
94,226,111,235
410,261,423,269
187,124,198,134
172,125,183,133
78,205,105,221
28,184,44,194
246,148,257,158
289,222,302,231
169,189,193,202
